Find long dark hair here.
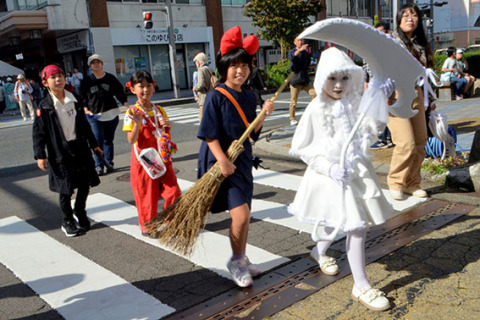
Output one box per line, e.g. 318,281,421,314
215,47,252,83
395,3,433,67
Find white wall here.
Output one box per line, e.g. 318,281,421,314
90,28,115,75
46,0,89,30
107,3,207,29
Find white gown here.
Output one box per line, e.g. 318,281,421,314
287,47,393,235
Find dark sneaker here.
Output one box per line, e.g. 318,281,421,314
77,216,91,232
61,220,80,237
106,163,114,173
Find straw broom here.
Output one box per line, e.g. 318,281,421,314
145,72,295,255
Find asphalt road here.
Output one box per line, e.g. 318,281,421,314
0,92,316,319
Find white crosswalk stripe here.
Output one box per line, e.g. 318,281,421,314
120,103,305,126
0,216,175,320
1,167,427,319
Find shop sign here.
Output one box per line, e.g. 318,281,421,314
141,28,184,44
57,31,88,54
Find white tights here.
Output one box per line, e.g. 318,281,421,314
316,227,370,291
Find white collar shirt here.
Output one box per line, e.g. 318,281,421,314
51,90,77,141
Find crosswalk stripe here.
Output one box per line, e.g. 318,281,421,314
252,168,302,191
176,170,426,234
0,216,175,320
120,106,303,125
85,193,290,279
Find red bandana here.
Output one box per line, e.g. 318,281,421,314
220,26,259,56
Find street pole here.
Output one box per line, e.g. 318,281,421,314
430,0,435,51
392,0,398,31
165,0,181,98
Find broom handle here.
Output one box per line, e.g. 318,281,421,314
237,72,295,145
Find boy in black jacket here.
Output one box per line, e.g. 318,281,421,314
33,65,102,237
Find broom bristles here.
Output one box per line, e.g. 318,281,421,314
144,141,244,255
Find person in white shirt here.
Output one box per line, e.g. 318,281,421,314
72,68,83,96
14,74,34,121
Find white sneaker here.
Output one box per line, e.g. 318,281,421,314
405,188,428,198
389,189,403,200
290,119,298,126
227,258,253,287
310,247,339,275
244,256,262,277
352,286,390,311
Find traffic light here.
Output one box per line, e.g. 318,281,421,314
143,12,153,29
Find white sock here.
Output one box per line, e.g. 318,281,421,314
315,226,334,255
346,228,371,291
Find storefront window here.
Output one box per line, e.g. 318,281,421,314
327,0,371,17
186,43,206,89
221,0,247,5
150,45,173,91
15,0,48,10
114,45,150,89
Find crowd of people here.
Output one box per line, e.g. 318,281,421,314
23,2,476,312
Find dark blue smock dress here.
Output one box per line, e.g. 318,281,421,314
197,83,261,213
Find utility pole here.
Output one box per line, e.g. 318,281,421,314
392,0,398,31
143,0,181,99
165,0,181,99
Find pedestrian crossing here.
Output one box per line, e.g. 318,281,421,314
121,100,308,126
0,168,427,319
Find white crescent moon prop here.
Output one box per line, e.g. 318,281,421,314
299,18,424,118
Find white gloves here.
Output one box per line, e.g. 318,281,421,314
381,78,395,97
328,163,350,187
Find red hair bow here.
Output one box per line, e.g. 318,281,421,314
220,26,259,56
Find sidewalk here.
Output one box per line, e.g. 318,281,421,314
0,89,196,129
255,96,480,319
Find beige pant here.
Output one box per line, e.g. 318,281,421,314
387,88,428,192
289,83,316,121
19,99,34,120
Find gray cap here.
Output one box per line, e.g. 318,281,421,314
88,54,104,65
456,48,464,54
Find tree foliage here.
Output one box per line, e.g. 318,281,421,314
244,0,324,59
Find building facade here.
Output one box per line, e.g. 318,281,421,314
1,1,478,92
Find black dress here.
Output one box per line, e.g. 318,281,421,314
197,83,261,213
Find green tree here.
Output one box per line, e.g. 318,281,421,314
244,0,324,59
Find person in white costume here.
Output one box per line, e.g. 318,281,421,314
288,47,394,311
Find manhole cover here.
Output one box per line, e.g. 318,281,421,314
117,173,130,182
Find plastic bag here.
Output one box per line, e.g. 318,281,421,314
135,145,166,179
428,111,449,142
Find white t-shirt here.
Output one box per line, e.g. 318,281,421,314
51,90,77,141
442,58,457,79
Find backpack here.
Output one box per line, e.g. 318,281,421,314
207,68,218,91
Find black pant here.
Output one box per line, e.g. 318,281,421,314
59,183,90,222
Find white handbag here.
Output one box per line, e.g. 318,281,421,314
134,144,166,179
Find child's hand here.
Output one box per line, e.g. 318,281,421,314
262,99,275,116
329,163,350,187
93,147,103,156
159,118,171,129
128,108,142,124
37,159,48,171
219,158,236,177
